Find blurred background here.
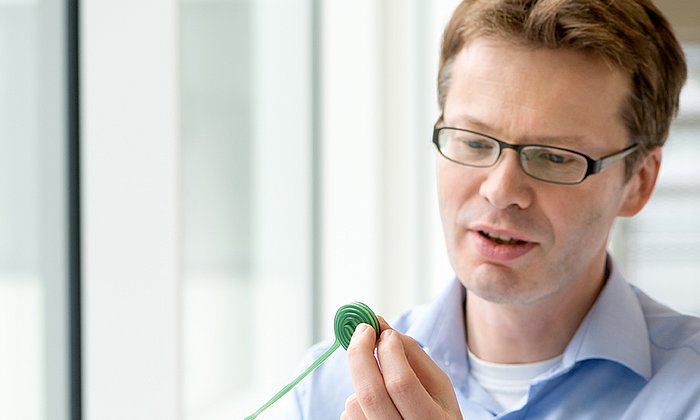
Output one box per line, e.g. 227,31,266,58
1,0,698,419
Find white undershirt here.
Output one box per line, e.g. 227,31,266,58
467,348,563,412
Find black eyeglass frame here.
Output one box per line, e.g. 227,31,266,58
432,126,640,185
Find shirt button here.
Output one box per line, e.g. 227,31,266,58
444,360,451,367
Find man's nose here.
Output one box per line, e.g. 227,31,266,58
478,150,534,210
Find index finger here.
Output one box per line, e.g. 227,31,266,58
346,323,402,420
377,317,459,411
395,332,460,411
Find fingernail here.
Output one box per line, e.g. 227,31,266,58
380,329,393,340
354,323,368,337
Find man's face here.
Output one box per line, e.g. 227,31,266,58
438,37,637,305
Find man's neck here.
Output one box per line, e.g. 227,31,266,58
465,266,607,364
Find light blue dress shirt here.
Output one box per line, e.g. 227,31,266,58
282,260,700,419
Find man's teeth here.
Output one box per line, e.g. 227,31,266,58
481,231,524,245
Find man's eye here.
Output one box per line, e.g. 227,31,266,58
539,152,570,164
463,139,492,150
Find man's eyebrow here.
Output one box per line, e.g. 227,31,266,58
450,114,586,147
450,114,494,132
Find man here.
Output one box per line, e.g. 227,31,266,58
285,0,699,418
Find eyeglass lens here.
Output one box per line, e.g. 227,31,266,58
436,128,588,184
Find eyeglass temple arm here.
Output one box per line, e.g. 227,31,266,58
590,144,640,174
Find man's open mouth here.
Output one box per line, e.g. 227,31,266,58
479,230,527,245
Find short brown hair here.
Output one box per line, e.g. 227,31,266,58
438,0,687,176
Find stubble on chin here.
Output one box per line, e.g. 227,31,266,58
460,264,547,306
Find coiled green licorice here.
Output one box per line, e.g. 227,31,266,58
244,302,380,420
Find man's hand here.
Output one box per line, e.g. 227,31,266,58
341,318,463,420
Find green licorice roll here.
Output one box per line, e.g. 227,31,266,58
334,302,381,349
244,302,380,420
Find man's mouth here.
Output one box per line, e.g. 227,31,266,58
479,230,527,245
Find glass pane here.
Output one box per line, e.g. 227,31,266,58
0,1,69,420
181,0,313,418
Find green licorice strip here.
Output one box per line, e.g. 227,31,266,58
244,302,379,420
243,340,340,420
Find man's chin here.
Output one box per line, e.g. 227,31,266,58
460,268,544,306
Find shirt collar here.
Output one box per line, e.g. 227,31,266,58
560,258,652,380
403,257,652,386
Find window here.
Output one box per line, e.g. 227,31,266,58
0,0,73,419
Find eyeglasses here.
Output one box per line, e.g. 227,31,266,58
432,126,639,185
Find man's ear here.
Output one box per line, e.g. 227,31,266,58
619,147,662,217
